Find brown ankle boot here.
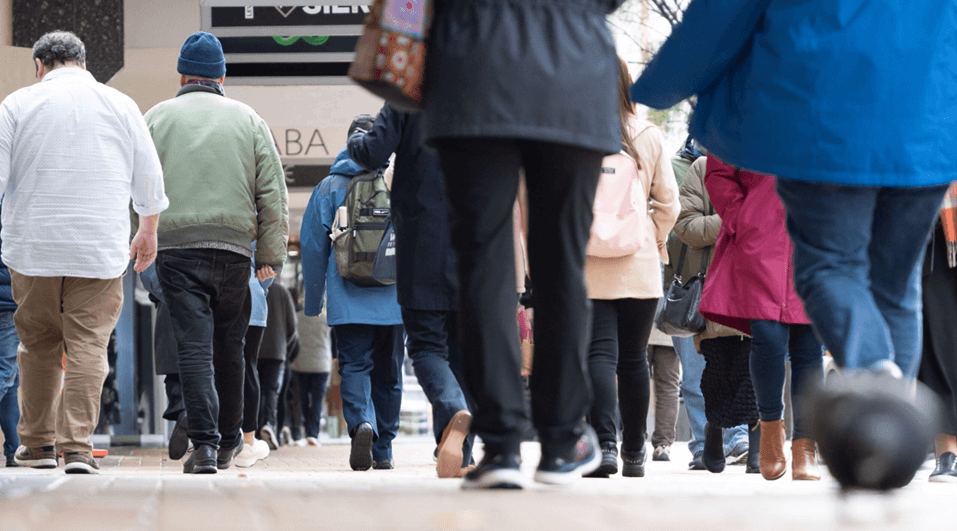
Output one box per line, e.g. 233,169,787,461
791,438,821,480
759,420,787,480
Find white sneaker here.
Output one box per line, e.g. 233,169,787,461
305,437,321,447
234,439,270,468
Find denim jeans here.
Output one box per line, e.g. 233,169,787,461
749,320,824,440
674,335,748,456
156,249,251,450
0,310,20,457
334,323,404,461
297,371,330,439
776,179,950,379
402,307,475,466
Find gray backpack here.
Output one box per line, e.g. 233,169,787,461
330,171,392,286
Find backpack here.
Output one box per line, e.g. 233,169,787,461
330,171,392,286
586,149,648,258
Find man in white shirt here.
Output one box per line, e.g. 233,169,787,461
0,31,169,474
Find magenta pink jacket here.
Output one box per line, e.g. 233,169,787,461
697,155,810,336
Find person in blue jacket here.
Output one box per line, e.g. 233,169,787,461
348,102,475,478
300,116,404,471
630,0,954,489
0,213,21,467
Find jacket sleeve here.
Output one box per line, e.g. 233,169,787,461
703,155,745,237
674,157,722,248
283,286,299,354
630,0,771,109
347,103,403,172
253,116,290,269
635,126,680,264
126,99,169,217
300,185,330,316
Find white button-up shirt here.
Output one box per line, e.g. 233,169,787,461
0,67,168,278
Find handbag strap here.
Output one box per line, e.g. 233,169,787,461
674,243,689,282
697,203,716,277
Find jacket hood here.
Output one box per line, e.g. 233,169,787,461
330,147,366,178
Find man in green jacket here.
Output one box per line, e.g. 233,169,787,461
144,32,289,474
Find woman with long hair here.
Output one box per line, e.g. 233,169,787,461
583,57,679,478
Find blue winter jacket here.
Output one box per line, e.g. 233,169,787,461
631,0,957,187
300,148,402,326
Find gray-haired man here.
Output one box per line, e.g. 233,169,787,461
0,31,169,473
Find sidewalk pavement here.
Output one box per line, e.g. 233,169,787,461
1,438,954,531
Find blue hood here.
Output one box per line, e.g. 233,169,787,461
330,147,366,178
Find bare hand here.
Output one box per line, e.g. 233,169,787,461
130,230,158,273
256,265,277,281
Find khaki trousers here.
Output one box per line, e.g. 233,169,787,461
11,271,124,453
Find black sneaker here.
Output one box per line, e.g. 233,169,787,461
260,424,279,451
217,440,244,470
585,441,618,478
688,453,706,471
929,452,957,483
183,444,217,474
349,422,374,471
621,446,647,477
461,452,524,490
726,440,749,465
6,455,20,467
168,411,189,460
534,424,602,485
373,459,395,470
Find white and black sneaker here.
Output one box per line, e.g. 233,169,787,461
534,424,602,485
461,452,524,490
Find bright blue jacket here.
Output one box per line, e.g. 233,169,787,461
631,0,957,187
300,148,402,326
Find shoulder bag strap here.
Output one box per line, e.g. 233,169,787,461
698,203,716,277
674,242,689,282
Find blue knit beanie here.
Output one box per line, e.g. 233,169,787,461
177,32,226,79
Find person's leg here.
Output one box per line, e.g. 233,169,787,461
444,311,476,465
436,139,528,458
58,276,124,454
776,179,948,375
334,324,378,439
615,298,658,453
749,319,790,480
0,311,21,459
786,324,824,440
370,324,404,463
521,141,604,455
257,359,284,435
674,336,706,458
299,371,329,439
650,345,681,451
242,326,265,438
586,299,621,447
157,250,221,450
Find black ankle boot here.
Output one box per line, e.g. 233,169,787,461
703,423,725,473
746,423,760,474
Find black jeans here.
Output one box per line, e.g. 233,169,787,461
297,371,330,439
243,326,265,433
156,249,251,450
258,358,284,431
586,298,658,450
436,139,603,455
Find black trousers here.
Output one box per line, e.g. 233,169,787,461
436,138,603,455
242,326,265,433
258,358,284,431
920,222,957,436
587,298,658,449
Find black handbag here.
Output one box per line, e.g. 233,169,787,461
655,239,712,338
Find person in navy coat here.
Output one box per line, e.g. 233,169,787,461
630,0,954,490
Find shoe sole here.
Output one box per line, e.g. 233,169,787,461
437,410,471,478
461,468,525,490
184,466,217,474
350,425,374,471
534,449,602,485
15,458,58,469
64,462,99,475
169,414,189,460
928,474,957,483
652,455,670,462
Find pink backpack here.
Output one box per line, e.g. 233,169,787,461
586,148,647,258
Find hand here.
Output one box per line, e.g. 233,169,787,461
130,229,158,273
256,265,277,281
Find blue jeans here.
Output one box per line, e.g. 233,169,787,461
335,323,404,461
776,180,950,379
673,336,747,456
0,311,20,457
749,321,823,440
156,249,251,450
402,307,475,466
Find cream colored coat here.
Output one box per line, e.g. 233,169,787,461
585,119,680,300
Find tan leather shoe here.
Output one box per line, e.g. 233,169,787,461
759,419,787,480
791,438,821,480
437,410,472,478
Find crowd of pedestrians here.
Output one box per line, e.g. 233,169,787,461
1,0,956,494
